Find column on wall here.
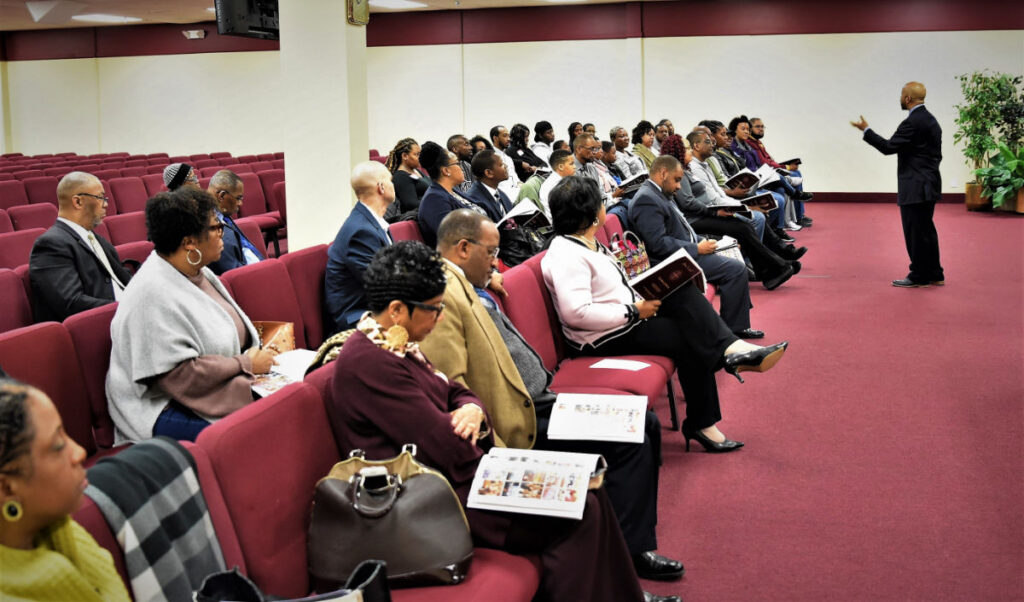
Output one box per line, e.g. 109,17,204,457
278,0,370,251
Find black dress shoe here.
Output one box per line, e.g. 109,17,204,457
682,426,744,453
797,216,813,227
788,260,802,276
781,245,808,260
892,278,929,288
931,280,945,286
763,264,794,290
778,232,796,243
794,191,814,201
733,328,765,339
644,592,682,602
633,551,685,581
723,341,788,382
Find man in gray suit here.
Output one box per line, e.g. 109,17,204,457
852,81,945,287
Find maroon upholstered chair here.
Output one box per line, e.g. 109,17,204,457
7,203,57,230
146,153,170,160
0,268,32,333
22,176,59,205
194,159,219,169
92,169,121,182
220,259,307,348
104,211,148,245
114,240,154,272
235,155,258,164
209,151,232,160
256,169,284,210
233,217,268,258
141,173,166,197
0,209,12,234
0,181,29,210
108,177,149,214
13,170,45,180
100,180,119,216
0,228,45,269
271,182,287,223
189,153,211,162
603,212,624,242
273,151,284,160
119,166,147,177
280,244,328,349
237,172,282,231
257,153,276,161
64,304,120,449
223,163,254,174
270,159,284,170
388,220,424,242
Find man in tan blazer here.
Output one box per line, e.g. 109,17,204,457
420,209,684,583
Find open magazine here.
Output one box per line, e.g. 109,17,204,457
467,448,604,519
251,348,317,398
725,165,781,189
617,172,649,196
547,393,647,443
628,246,706,300
711,190,777,213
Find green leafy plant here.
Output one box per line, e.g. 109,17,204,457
953,71,1024,175
974,143,1024,209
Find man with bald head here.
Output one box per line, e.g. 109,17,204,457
324,161,396,334
852,81,945,287
29,171,132,321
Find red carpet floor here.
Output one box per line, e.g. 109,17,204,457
644,203,1024,601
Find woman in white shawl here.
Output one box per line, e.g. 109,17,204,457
106,187,278,443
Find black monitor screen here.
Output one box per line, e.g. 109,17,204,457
215,0,279,41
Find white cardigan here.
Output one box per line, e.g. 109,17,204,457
540,236,640,348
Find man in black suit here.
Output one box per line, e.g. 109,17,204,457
29,171,132,321
466,149,514,222
853,81,945,287
206,169,264,275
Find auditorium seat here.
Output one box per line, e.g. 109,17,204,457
0,173,14,182
271,159,284,170
271,181,287,223
141,173,166,197
119,166,147,177
223,163,254,174
0,209,12,233
7,203,57,231
0,228,45,269
115,240,154,272
123,159,148,167
256,169,285,208
190,153,211,162
146,152,169,160
44,166,71,177
93,221,110,241
603,213,624,241
101,181,119,215
146,164,166,174
108,177,150,213
233,217,269,258
22,176,59,205
257,153,276,161
13,170,45,180
0,181,29,210
220,259,308,349
210,151,232,159
280,244,328,349
104,211,147,245
235,155,258,164
194,159,219,169
168,155,189,163
249,161,273,173
0,268,32,334
64,304,121,449
93,169,121,181
389,220,424,242
200,166,224,178
236,172,282,231
273,152,284,159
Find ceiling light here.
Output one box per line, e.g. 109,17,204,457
71,13,143,23
368,0,428,9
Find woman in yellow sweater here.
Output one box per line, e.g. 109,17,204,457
0,378,130,602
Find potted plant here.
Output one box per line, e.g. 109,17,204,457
975,143,1024,213
953,71,1023,211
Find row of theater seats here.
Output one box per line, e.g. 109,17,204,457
0,151,285,177
0,218,694,599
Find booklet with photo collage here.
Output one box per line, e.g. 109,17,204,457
251,348,317,398
547,393,647,444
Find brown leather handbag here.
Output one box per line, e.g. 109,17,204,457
307,445,473,590
253,320,295,352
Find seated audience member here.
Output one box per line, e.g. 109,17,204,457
541,176,789,450
611,126,648,178
583,123,598,138
749,117,813,226
29,171,132,322
206,170,264,275
469,135,493,155
661,119,676,137
107,187,277,443
489,125,523,199
567,121,584,146
629,155,762,338
325,161,396,334
163,163,200,191
385,138,430,218
0,380,131,602
601,141,626,183
327,242,677,602
420,210,685,583
728,116,798,231
447,134,476,195
416,142,487,248
516,167,549,211
658,135,801,288
632,121,658,170
538,149,577,214
507,123,548,182
552,139,569,153
530,120,555,164
652,121,670,155
573,133,621,206
466,150,515,222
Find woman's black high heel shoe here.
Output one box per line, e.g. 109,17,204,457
723,341,789,383
682,427,744,453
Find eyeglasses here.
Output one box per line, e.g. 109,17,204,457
405,299,445,318
206,223,225,234
219,190,244,201
76,192,109,203
465,239,500,258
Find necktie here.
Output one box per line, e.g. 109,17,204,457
87,232,125,299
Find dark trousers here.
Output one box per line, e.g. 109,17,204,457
691,215,789,279
695,252,752,332
535,408,662,556
900,202,944,283
153,401,211,442
572,284,736,431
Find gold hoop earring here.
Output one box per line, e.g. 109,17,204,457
186,248,203,266
3,500,23,522
385,324,409,349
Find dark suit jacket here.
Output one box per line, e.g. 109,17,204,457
465,181,513,223
325,203,391,333
29,220,132,322
863,105,943,205
208,213,262,276
628,180,699,264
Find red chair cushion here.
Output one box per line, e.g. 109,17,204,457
104,211,147,246
0,228,46,269
21,176,59,205
64,304,120,449
0,268,32,333
7,204,57,230
388,220,424,243
108,177,149,214
280,244,328,349
220,259,307,348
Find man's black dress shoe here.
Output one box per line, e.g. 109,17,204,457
892,278,929,288
734,328,765,339
633,551,685,581
794,191,814,201
763,264,794,290
778,232,796,243
788,260,802,276
782,245,808,260
798,216,813,227
644,592,682,602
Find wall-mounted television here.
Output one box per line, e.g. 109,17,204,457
215,0,279,41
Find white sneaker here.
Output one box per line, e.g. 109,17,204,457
783,221,803,231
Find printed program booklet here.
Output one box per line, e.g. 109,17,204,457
251,348,317,398
467,448,603,519
725,164,782,189
628,246,706,300
547,393,647,444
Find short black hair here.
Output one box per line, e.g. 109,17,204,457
728,115,751,133
632,120,654,144
418,141,448,180
446,134,467,151
534,120,553,142
146,187,218,255
549,149,573,170
469,135,493,154
553,140,568,152
363,241,447,313
686,131,706,147
601,140,614,153
471,149,500,179
0,378,34,478
549,175,603,236
489,125,505,143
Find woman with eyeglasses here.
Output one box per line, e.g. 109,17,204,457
631,120,658,170
106,187,278,443
327,241,674,602
416,141,488,249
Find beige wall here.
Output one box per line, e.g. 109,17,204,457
2,29,1022,194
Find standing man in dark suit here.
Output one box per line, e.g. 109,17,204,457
629,155,761,338
324,161,395,335
465,149,514,222
29,171,132,322
206,170,264,275
852,81,945,287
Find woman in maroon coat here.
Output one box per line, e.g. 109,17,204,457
327,241,678,602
